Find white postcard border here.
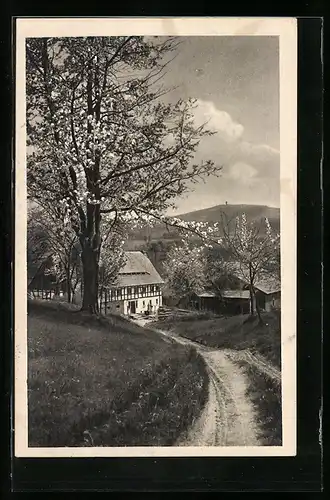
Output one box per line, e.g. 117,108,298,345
15,16,297,458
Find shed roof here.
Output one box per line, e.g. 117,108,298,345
226,261,281,294
253,278,281,294
222,290,251,299
196,290,250,300
196,291,217,298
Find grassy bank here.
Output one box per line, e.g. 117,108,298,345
28,301,209,447
152,308,282,445
153,310,281,368
237,361,282,445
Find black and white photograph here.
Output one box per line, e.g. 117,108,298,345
15,18,297,457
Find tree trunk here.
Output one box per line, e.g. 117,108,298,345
255,290,263,324
78,55,102,314
248,264,257,318
80,239,100,314
249,285,256,316
66,268,72,303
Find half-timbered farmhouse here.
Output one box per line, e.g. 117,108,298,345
100,251,164,316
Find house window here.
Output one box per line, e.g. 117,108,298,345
156,298,158,305
143,301,145,307
127,287,132,296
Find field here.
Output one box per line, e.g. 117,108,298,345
27,301,209,447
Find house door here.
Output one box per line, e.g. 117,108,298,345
129,301,136,314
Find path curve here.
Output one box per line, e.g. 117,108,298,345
133,317,262,447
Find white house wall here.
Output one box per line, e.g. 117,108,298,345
100,295,162,316
125,295,162,315
104,300,125,315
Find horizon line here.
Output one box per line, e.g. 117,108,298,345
170,202,280,216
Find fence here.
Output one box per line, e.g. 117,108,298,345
28,287,116,312
99,288,116,315
29,289,56,300
157,306,194,321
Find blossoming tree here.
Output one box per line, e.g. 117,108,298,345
26,36,221,313
162,241,206,306
218,213,280,321
172,213,279,321
203,245,242,296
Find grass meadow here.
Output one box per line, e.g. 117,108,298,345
27,301,209,447
153,310,281,368
152,309,282,445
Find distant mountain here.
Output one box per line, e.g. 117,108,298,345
177,204,280,228
126,204,280,247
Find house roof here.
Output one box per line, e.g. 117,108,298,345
196,291,217,298
253,278,281,295
226,261,281,294
115,251,164,287
196,290,250,300
222,290,251,299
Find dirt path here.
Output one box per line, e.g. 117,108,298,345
133,317,262,447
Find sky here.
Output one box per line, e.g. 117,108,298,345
159,36,280,215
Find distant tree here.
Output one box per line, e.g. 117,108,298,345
140,239,175,274
27,215,53,279
163,241,206,306
28,204,81,302
204,247,241,296
26,36,221,313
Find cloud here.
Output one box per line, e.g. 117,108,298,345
194,99,244,142
193,100,280,180
168,99,281,211
237,142,280,178
226,162,258,184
